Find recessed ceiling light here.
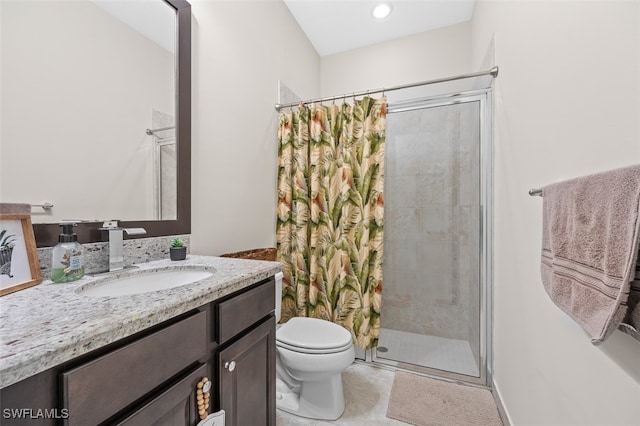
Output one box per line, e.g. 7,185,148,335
372,3,392,19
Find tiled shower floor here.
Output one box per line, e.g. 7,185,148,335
376,327,479,377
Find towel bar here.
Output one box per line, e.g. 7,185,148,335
529,188,543,197
31,202,54,210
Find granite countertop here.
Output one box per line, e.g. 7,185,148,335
0,255,282,389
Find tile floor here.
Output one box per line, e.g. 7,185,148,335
377,328,479,377
276,362,410,425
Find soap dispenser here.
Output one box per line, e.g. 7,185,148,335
50,223,85,283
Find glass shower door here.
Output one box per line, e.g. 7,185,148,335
374,92,491,384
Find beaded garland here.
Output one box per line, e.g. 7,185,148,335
196,377,211,420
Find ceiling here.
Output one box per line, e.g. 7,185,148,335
283,0,476,57
91,0,175,53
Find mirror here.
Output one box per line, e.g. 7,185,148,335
0,0,191,247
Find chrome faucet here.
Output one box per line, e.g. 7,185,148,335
99,221,146,272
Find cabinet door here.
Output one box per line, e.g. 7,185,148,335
218,318,275,426
116,363,207,426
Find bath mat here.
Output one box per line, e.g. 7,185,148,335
386,371,502,426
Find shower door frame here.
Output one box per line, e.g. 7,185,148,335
367,88,494,387
153,135,177,220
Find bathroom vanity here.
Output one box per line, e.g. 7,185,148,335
0,256,279,426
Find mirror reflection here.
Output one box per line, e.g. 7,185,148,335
1,0,177,224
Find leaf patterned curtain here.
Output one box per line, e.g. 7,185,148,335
276,96,386,350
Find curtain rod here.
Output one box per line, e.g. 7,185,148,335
274,66,499,111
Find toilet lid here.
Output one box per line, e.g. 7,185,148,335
276,317,353,352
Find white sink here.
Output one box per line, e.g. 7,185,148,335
77,269,213,297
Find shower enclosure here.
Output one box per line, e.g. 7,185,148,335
370,89,493,386
150,110,177,221
154,136,177,220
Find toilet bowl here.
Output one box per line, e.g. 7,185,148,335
274,273,355,420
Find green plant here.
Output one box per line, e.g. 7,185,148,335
0,229,16,249
171,237,184,248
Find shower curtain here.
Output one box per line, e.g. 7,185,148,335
276,96,386,349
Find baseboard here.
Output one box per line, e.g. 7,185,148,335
491,380,512,426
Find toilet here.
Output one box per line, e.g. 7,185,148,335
274,272,355,420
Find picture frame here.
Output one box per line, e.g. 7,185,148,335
0,203,42,296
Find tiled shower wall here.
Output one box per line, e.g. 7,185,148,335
381,102,480,357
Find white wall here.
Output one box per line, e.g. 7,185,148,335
319,2,640,423
189,0,319,256
471,1,640,424
320,22,471,98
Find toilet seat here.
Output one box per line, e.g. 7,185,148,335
277,339,353,354
276,317,353,354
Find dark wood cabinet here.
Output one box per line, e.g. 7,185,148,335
61,312,207,426
0,277,275,426
216,279,275,344
218,318,276,426
214,278,276,426
115,364,207,426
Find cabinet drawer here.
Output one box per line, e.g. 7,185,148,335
217,279,274,344
116,363,207,426
61,311,207,426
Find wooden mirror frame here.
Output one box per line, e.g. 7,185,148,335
33,0,191,248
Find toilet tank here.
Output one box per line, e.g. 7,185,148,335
275,272,283,323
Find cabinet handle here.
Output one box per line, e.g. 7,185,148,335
224,361,236,372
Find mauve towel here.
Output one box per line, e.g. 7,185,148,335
541,164,640,344
619,243,640,341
